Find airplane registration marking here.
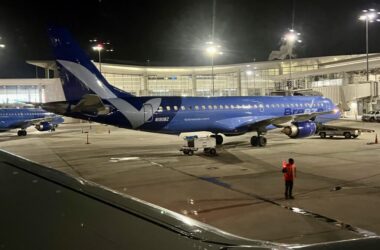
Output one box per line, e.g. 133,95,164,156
155,117,170,122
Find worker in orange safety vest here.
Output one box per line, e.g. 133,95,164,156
282,158,296,199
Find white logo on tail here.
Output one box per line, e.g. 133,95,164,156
58,60,161,128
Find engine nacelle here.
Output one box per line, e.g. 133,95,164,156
35,122,53,131
282,121,317,138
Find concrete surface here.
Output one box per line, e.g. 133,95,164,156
1,120,380,244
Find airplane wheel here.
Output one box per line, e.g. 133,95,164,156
17,131,22,136
23,130,27,136
188,150,194,156
215,135,223,145
209,148,216,156
250,136,259,147
344,132,351,139
259,137,267,147
320,132,326,138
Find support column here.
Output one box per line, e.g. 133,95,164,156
192,73,197,96
143,72,148,96
38,83,42,103
237,69,242,96
45,69,50,79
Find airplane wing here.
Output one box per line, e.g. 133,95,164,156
241,110,336,132
12,116,62,129
71,94,112,116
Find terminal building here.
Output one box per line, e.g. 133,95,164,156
1,53,380,116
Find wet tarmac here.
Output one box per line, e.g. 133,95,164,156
1,119,380,244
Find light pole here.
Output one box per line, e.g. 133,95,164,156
359,9,380,82
0,36,5,49
90,39,114,73
205,41,223,96
283,29,302,90
92,44,104,72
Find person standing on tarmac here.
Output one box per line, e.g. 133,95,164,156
282,158,296,199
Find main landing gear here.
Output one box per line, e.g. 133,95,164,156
17,130,27,136
250,132,267,147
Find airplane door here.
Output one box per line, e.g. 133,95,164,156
143,104,153,123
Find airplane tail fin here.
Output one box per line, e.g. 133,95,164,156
48,27,134,102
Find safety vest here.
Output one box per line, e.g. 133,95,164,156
282,161,296,181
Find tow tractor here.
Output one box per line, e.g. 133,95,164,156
180,135,217,156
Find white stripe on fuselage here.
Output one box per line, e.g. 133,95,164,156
58,60,161,128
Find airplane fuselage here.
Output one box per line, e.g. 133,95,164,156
64,95,339,135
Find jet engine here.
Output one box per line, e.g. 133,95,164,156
35,122,53,131
282,121,317,138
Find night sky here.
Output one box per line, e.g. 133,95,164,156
0,0,380,78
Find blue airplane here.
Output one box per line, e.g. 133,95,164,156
0,107,64,136
43,27,341,146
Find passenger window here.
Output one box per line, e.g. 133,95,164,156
290,104,294,107
219,105,224,109
166,106,171,111
158,106,163,111
265,104,269,108
188,106,192,110
174,106,178,111
281,104,285,108
213,105,218,109
195,105,199,110
230,105,235,109
208,105,213,110
259,104,264,108
181,106,186,110
299,103,303,107
295,103,299,107
271,104,275,108
202,105,206,110
236,105,241,109
224,105,229,109
253,104,258,109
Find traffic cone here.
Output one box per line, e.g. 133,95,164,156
376,134,378,144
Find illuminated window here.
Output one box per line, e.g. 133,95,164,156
166,106,171,111
295,103,299,107
286,104,290,108
158,106,163,112
208,105,213,109
266,104,269,108
253,104,258,109
213,105,218,109
181,106,186,110
195,105,199,110
219,105,224,109
299,103,303,107
236,105,241,109
188,106,192,110
230,105,235,109
271,104,275,108
259,104,264,108
174,106,178,111
281,104,285,107
290,104,294,107
224,105,229,109
202,105,206,110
